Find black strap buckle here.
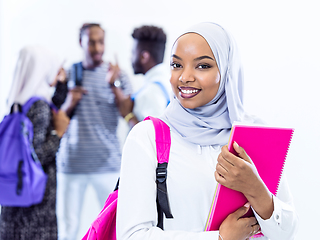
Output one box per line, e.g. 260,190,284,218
156,163,168,183
156,162,173,230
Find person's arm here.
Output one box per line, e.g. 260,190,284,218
59,67,88,118
109,84,133,118
61,86,87,117
124,110,139,128
252,174,298,239
215,143,298,239
52,81,68,108
106,62,134,118
52,68,68,108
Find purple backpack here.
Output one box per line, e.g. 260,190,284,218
0,97,51,207
82,116,173,240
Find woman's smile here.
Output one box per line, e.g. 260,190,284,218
178,86,201,98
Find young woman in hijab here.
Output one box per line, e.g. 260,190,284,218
116,23,298,240
0,45,70,240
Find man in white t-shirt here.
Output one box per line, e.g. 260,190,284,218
125,25,171,127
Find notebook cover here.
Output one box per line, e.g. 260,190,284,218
205,124,294,236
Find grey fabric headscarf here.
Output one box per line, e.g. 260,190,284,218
162,22,254,146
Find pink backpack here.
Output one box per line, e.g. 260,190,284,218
82,117,173,240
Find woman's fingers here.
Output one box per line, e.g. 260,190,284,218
233,142,253,164
216,146,234,176
248,223,261,237
215,147,235,184
216,162,228,175
219,203,261,240
247,216,258,226
216,143,263,194
246,216,260,237
220,145,235,166
233,203,251,219
251,224,261,236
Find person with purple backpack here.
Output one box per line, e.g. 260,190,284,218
0,45,70,240
116,22,298,240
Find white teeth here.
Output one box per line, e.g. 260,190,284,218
181,89,199,94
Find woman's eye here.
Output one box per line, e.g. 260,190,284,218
170,62,182,68
197,64,211,69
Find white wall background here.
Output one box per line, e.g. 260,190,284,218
0,0,319,239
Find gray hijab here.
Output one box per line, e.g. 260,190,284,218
162,22,253,146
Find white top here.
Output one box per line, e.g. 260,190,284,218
132,63,171,122
117,120,298,240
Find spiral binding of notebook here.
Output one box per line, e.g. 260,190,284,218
205,124,294,238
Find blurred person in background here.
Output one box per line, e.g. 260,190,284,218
0,45,70,240
56,23,132,240
122,25,171,127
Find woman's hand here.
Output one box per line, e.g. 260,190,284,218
215,142,274,220
52,110,70,138
219,203,260,240
215,142,262,197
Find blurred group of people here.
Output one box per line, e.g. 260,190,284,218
0,23,170,240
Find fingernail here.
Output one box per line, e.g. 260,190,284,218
234,141,239,148
244,202,250,208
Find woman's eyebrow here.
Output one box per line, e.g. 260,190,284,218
171,54,182,60
171,54,214,61
194,55,214,61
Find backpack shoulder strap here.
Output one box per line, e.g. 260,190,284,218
22,97,46,114
22,97,57,115
144,116,171,164
144,116,173,229
71,62,83,86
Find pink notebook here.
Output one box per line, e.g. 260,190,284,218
205,124,294,237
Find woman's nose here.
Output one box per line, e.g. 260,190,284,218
179,68,195,83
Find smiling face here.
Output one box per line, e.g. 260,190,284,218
80,26,105,68
170,33,220,109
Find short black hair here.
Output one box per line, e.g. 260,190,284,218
79,23,104,41
132,25,167,64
